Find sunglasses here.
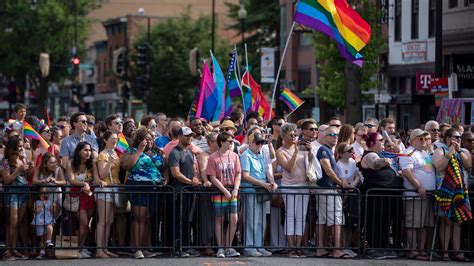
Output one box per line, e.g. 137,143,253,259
327,133,338,137
57,125,68,129
344,147,354,153
451,135,461,139
417,137,427,141
78,120,87,124
113,120,123,125
305,128,318,132
329,124,341,128
274,123,283,126
87,121,95,126
429,128,440,132
149,124,157,129
365,124,375,129
255,141,265,145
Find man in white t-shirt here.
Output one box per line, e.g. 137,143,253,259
399,129,436,260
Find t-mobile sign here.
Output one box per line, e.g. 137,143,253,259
416,72,434,91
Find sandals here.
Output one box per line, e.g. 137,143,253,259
452,253,470,262
105,250,119,258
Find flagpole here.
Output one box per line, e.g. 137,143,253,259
285,101,305,120
234,45,246,115
245,43,250,95
270,21,296,121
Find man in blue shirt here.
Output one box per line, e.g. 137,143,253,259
240,132,277,257
316,126,348,258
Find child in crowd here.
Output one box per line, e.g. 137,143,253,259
32,188,57,259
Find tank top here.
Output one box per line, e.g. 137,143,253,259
359,151,402,190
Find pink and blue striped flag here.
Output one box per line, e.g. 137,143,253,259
195,62,218,121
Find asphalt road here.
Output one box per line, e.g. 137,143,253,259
2,257,467,266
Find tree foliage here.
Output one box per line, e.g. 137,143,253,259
132,12,229,117
307,0,385,108
225,0,279,81
0,0,98,80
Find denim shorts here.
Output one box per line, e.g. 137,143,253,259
4,191,29,208
126,180,158,210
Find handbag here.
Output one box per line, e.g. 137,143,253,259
255,187,271,203
270,194,284,208
109,171,131,212
63,194,79,212
305,152,322,185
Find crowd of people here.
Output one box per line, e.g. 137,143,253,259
0,103,473,261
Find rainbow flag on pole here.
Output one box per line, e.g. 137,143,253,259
279,88,304,111
116,132,129,153
23,121,50,149
294,0,371,67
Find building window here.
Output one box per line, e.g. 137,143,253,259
429,0,436,37
449,0,458,8
411,0,419,39
298,69,311,91
299,33,312,47
466,0,474,6
394,0,402,42
390,77,399,94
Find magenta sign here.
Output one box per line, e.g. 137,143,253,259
416,72,434,91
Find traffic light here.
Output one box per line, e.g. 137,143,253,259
136,44,149,68
71,56,80,76
113,47,126,77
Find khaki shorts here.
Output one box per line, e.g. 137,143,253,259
404,198,435,228
316,189,344,226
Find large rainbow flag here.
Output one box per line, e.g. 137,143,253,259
294,0,371,67
279,88,304,111
23,121,50,149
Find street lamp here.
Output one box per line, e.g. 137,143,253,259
238,4,247,52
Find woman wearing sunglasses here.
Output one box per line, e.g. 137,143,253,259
432,128,471,262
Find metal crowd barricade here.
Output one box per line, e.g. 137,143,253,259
363,188,474,260
0,184,175,259
1,184,473,260
179,185,361,257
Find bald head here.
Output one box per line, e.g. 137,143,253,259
318,124,329,141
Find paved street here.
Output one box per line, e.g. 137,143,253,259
1,257,467,266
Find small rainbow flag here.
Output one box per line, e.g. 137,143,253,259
116,132,129,153
23,121,50,149
279,88,305,111
380,149,414,159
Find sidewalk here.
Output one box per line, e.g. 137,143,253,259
2,257,467,266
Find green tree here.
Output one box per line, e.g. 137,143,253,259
0,0,99,117
305,0,385,117
131,12,229,117
225,0,279,81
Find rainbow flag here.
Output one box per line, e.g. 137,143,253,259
379,149,414,159
294,0,371,67
23,121,50,149
279,88,304,111
116,132,129,153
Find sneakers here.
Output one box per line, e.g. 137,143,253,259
177,251,190,258
46,240,54,249
185,248,200,257
257,249,272,257
367,250,386,260
36,250,46,260
134,250,145,259
78,249,92,259
143,249,161,258
383,250,398,259
216,248,225,258
225,248,240,257
244,249,261,257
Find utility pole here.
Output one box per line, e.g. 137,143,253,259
435,0,443,77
